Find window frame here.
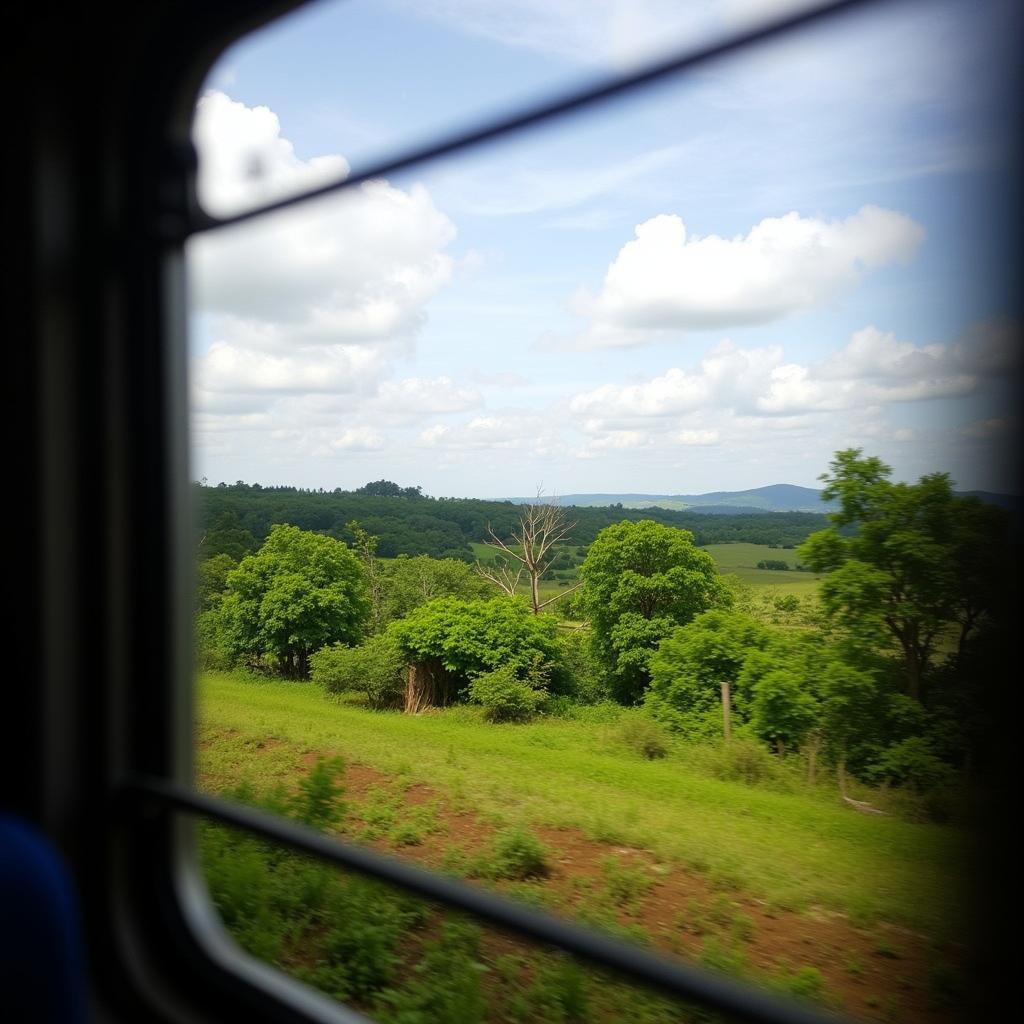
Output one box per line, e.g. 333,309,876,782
17,0,1010,1022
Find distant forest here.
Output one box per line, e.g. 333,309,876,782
196,480,832,561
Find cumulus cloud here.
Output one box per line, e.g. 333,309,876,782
197,337,388,396
189,91,458,425
189,176,456,335
570,206,924,345
331,428,386,452
193,90,349,216
569,323,994,424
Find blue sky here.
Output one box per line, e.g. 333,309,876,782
188,0,1021,497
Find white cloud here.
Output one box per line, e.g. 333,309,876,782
374,376,482,415
569,323,994,423
331,428,386,452
570,206,924,345
196,338,387,396
189,92,459,424
189,176,456,335
193,90,349,216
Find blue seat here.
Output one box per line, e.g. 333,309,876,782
0,816,87,1024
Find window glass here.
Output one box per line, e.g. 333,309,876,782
189,1,1020,1020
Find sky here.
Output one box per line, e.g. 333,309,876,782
187,0,1022,498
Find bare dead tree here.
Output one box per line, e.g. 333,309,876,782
475,487,583,614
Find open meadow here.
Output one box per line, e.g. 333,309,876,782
198,669,968,1024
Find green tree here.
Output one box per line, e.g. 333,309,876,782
199,509,258,562
579,520,731,703
798,449,1009,700
645,610,771,735
748,667,819,757
380,554,492,624
311,632,406,709
390,597,561,712
196,552,237,612
219,524,369,677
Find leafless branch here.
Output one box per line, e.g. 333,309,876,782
480,487,580,613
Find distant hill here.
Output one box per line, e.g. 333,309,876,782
509,484,1018,515
509,484,833,514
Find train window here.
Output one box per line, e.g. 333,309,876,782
106,0,1019,1022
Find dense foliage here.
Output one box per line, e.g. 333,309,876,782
799,449,1011,700
391,597,562,692
217,524,369,677
579,520,732,703
194,451,1016,818
196,481,832,562
311,632,407,709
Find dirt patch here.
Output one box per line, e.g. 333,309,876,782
205,742,963,1023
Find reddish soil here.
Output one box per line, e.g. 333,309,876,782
202,737,964,1023
326,760,963,1023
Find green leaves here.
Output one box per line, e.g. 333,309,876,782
802,449,1012,700
579,520,732,703
391,596,561,687
219,523,370,675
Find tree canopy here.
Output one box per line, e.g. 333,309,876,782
219,524,369,677
645,610,771,734
391,596,560,686
798,449,1011,699
580,520,731,703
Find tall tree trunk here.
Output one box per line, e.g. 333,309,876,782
720,680,731,742
405,659,452,714
776,737,786,758
531,572,541,615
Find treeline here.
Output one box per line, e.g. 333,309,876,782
196,450,1017,822
196,481,831,562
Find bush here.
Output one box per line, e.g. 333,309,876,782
616,712,671,759
311,632,406,709
468,664,547,723
868,736,955,793
290,756,346,831
195,606,236,670
489,826,551,879
707,737,780,785
557,629,611,702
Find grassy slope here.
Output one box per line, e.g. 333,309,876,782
702,543,823,595
199,671,963,937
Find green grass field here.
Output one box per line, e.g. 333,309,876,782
198,671,963,938
701,543,823,595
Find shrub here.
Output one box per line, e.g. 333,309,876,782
373,920,487,1024
468,664,547,723
868,736,955,793
707,737,780,785
616,712,671,759
489,826,551,879
195,606,236,670
558,629,612,702
290,756,346,831
311,631,406,709
770,966,826,1004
